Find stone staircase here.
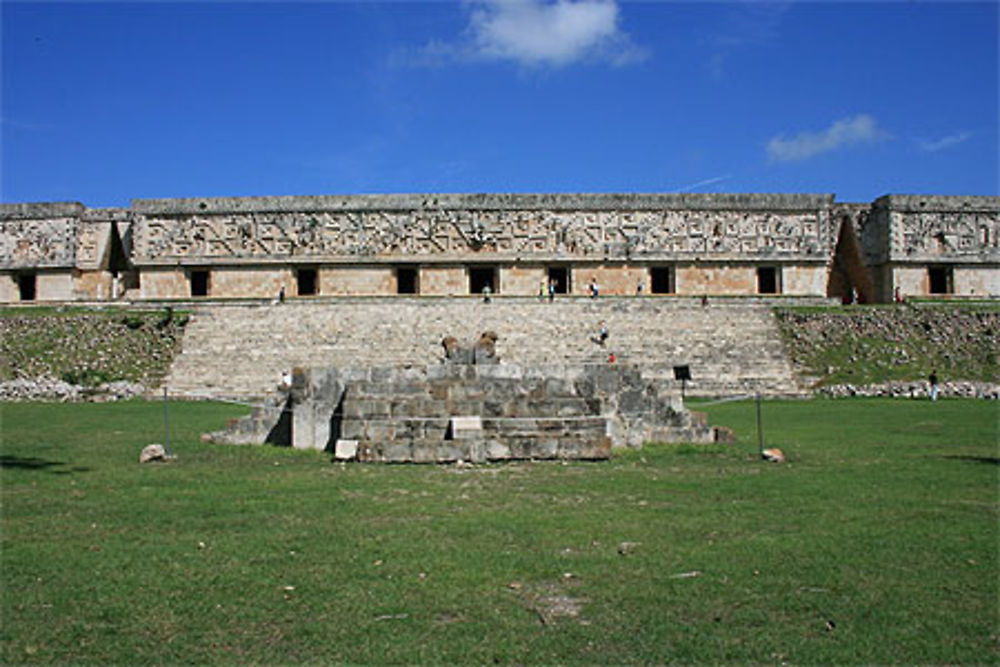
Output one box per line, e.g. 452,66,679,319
207,363,718,458
164,297,806,399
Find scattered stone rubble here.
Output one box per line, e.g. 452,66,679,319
818,380,998,400
777,307,999,387
0,376,147,402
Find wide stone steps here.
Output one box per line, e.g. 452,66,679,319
165,298,805,399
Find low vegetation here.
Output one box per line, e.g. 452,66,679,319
775,303,999,387
0,307,187,386
2,398,996,664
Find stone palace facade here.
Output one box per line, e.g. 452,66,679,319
1,192,997,303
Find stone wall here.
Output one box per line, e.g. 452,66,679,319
207,362,719,462
0,203,82,270
873,195,999,263
864,195,999,300
130,193,834,266
1,192,997,303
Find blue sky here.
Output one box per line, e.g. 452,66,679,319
2,1,997,208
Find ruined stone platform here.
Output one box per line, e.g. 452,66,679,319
206,363,721,463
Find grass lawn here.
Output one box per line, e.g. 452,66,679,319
1,398,997,664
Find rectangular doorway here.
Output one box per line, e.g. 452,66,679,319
297,268,318,296
396,266,419,294
17,273,37,301
928,266,953,294
650,266,675,294
190,270,210,297
469,266,497,295
547,266,569,294
757,266,781,294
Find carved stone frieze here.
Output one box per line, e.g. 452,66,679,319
897,210,999,260
131,206,831,264
0,218,78,269
872,194,1000,263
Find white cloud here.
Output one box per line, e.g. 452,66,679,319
916,131,972,152
766,114,889,163
422,0,647,68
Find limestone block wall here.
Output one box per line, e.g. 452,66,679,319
210,266,289,299
2,192,996,303
35,271,75,301
73,270,114,301
955,266,1000,296
0,274,18,302
676,264,758,295
420,265,466,295
0,268,74,302
322,266,394,296
0,202,135,302
895,264,1000,298
501,265,546,295
867,195,999,299
208,363,716,460
783,265,828,295
570,264,647,296
139,268,189,299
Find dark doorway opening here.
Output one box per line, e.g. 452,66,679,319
547,266,568,294
325,391,346,453
297,268,318,296
928,266,953,294
469,266,497,295
17,273,36,301
190,270,210,297
650,266,675,294
396,266,418,294
265,397,293,446
757,267,780,294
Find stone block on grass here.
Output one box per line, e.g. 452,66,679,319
334,439,358,461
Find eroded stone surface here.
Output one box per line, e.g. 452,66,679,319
207,363,714,462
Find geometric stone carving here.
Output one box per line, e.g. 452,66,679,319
130,194,834,264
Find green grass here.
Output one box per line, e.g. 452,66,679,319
1,399,997,664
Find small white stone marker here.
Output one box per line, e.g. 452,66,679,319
334,439,359,461
448,416,482,440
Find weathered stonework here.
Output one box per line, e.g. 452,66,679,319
864,195,999,301
130,193,833,265
206,363,719,461
1,192,996,303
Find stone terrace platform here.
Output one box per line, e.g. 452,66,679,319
164,296,812,399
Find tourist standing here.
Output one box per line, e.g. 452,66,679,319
929,370,939,401
597,320,608,346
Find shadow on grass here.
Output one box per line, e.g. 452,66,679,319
938,455,1000,466
0,455,92,474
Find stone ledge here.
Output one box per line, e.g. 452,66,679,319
131,192,835,215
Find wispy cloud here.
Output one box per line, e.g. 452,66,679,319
671,174,733,193
916,131,972,152
766,114,889,163
416,0,648,69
